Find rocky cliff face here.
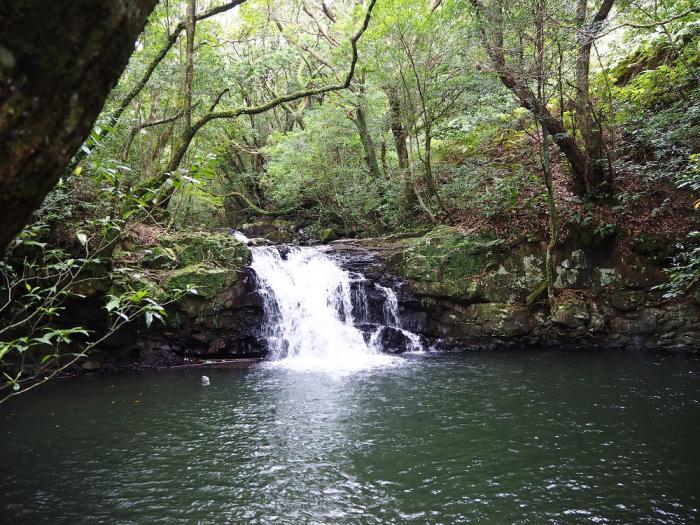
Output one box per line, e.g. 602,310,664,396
68,224,700,372
70,229,265,371
330,227,700,351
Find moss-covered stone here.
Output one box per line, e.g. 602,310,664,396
479,247,545,303
239,220,296,243
109,269,164,299
551,297,590,328
397,226,505,299
165,263,237,299
319,228,340,244
472,303,535,337
141,246,178,270
603,289,648,311
164,232,250,267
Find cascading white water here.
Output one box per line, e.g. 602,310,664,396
373,284,424,353
250,245,399,373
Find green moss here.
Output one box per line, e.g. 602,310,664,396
399,226,505,294
109,269,164,299
164,232,250,267
319,228,339,243
141,246,178,269
526,280,548,306
164,263,237,299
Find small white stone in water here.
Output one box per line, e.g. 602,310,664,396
201,375,210,386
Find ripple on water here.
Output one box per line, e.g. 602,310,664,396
1,351,699,524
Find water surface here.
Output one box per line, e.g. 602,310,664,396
2,351,699,524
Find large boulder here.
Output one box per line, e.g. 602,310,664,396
88,228,264,368
393,226,505,300
238,220,296,243
373,326,416,354
330,228,700,351
165,263,237,299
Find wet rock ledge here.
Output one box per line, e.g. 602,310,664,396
328,226,700,352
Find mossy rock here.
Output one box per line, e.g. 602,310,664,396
319,228,340,244
406,278,480,301
164,263,237,299
551,297,590,328
603,289,648,311
479,249,546,303
471,303,534,337
397,226,505,297
141,246,178,270
164,232,250,267
632,234,674,262
109,269,164,299
239,220,296,243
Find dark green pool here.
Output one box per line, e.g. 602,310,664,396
1,351,699,524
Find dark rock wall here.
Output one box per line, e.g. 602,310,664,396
330,232,700,352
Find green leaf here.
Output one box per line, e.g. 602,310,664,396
105,296,121,312
77,232,88,246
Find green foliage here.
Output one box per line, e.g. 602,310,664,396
0,215,174,400
262,103,395,233
654,231,700,298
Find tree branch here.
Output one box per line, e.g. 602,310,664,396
70,0,247,168
160,0,378,182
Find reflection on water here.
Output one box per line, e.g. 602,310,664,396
1,351,700,524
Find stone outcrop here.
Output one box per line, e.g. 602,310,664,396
71,230,265,370
330,227,700,351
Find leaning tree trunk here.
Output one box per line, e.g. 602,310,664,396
386,86,415,205
0,0,157,255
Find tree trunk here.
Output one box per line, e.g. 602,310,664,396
488,47,590,196
386,86,415,204
575,0,614,196
423,122,436,197
542,126,559,302
353,79,381,179
0,0,157,255
470,0,606,197
354,106,382,179
184,0,196,131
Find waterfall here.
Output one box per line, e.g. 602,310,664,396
249,244,420,373
373,284,424,353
